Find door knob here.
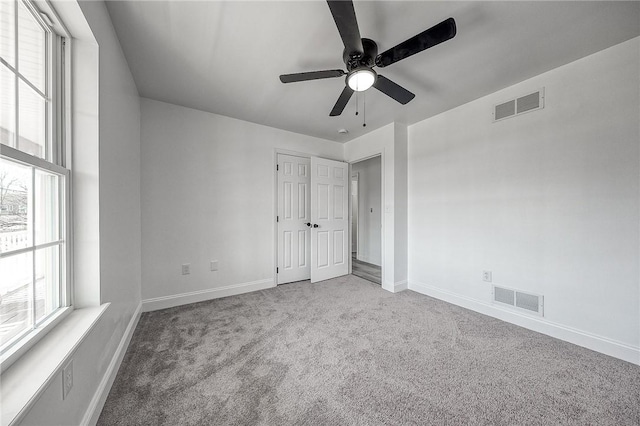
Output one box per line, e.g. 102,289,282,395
306,222,311,227
313,224,319,228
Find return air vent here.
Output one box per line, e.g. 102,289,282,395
494,100,515,121
492,285,544,316
493,88,544,122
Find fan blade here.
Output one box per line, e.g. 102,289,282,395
327,1,364,56
373,75,415,105
376,17,456,68
329,86,354,116
280,69,345,83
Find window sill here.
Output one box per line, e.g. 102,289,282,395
0,303,110,426
1,307,73,373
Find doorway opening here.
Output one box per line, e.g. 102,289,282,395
351,155,382,285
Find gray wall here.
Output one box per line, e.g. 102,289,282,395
140,98,343,308
408,37,639,362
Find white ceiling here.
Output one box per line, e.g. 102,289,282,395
105,1,640,142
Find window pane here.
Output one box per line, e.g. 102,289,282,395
35,169,59,244
17,1,45,92
0,0,15,67
0,64,16,148
0,251,33,347
35,245,59,322
0,158,32,253
18,80,46,159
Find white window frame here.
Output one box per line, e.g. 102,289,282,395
0,0,72,372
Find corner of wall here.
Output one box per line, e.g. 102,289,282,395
393,123,408,283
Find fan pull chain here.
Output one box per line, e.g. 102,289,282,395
355,91,359,116
363,91,366,127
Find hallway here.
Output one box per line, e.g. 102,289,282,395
351,254,381,285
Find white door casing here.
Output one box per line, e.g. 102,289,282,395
351,173,358,254
310,157,349,283
277,154,311,284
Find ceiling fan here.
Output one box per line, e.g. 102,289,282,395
279,1,457,117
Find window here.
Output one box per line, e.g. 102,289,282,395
1,0,69,366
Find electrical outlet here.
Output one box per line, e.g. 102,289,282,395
181,264,190,275
482,270,492,282
210,260,219,271
62,360,73,400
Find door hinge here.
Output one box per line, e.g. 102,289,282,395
276,164,279,171
277,267,279,273
276,216,279,222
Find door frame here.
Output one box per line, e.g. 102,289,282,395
273,148,344,286
349,153,384,287
351,172,359,259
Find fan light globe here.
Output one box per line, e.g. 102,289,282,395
347,69,376,92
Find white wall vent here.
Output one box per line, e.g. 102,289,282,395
492,285,544,316
493,88,544,122
494,100,515,120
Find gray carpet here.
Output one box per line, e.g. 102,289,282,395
98,275,640,425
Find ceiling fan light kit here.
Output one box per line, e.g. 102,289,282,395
347,68,376,92
279,0,456,117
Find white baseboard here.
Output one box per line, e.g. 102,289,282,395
393,280,408,293
142,279,275,312
381,280,408,293
408,281,640,365
82,302,142,426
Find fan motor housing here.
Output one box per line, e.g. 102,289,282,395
344,38,378,71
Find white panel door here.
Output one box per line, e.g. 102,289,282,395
277,154,311,284
311,157,349,282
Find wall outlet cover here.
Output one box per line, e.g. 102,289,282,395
62,360,73,400
210,260,219,271
181,264,191,275
483,271,492,282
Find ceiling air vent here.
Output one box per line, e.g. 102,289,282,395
492,285,544,316
493,88,544,122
